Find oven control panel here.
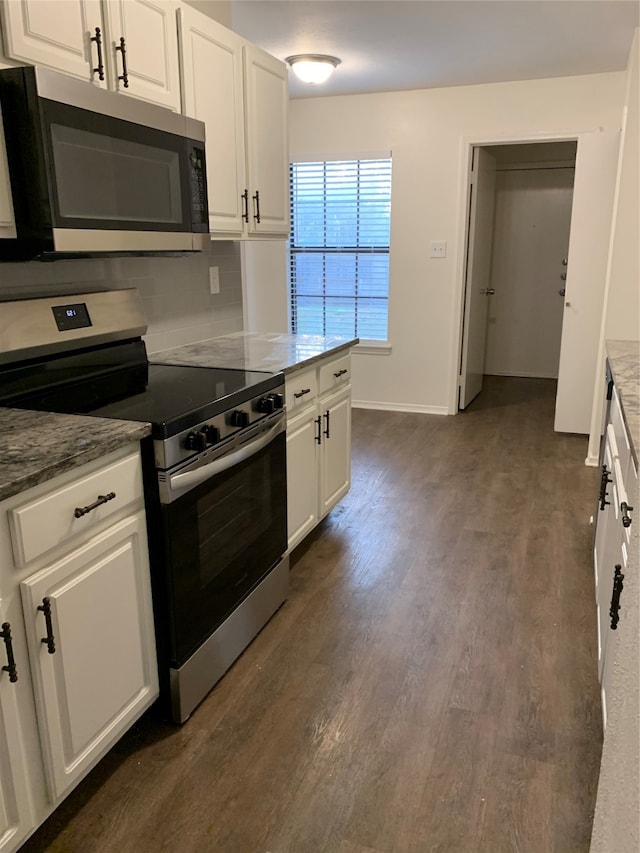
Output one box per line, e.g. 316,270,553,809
155,385,285,471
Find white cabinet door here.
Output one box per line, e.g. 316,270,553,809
177,6,246,234
0,0,105,84
20,512,158,801
0,604,32,853
286,408,319,551
243,43,289,235
103,0,181,110
319,386,352,519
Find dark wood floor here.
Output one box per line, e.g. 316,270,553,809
22,376,602,853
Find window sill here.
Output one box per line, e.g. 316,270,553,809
353,341,392,355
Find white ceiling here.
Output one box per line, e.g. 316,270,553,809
230,0,639,99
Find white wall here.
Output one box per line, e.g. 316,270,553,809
283,72,625,414
0,242,244,353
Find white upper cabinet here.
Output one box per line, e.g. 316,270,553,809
177,5,289,238
0,0,182,110
178,6,246,234
243,43,289,236
0,0,104,84
102,0,181,110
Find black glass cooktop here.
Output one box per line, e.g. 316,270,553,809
89,364,282,438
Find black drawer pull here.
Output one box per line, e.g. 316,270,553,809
90,27,105,80
333,368,348,378
115,36,129,87
1,622,18,682
609,564,624,629
315,415,322,445
599,464,612,510
294,388,311,399
74,492,116,519
38,597,56,655
621,501,634,528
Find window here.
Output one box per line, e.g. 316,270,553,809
289,158,391,341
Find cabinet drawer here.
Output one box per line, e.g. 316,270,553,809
319,353,351,395
9,452,143,567
285,367,318,415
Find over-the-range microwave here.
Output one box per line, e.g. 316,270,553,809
0,65,209,261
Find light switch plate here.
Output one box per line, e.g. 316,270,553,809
429,240,447,259
209,266,220,294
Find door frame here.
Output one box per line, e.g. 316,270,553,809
449,130,581,417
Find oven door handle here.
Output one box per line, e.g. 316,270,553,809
168,420,283,495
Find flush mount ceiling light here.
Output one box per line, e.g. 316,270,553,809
285,54,341,85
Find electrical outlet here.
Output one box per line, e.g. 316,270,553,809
209,266,220,294
429,240,447,259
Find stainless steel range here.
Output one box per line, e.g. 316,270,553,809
0,289,288,722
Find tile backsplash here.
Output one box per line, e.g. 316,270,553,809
0,241,244,353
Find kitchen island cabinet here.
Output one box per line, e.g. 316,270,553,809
0,431,157,852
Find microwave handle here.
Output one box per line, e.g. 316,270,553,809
168,419,283,494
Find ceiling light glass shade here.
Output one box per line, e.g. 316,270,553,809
285,54,341,85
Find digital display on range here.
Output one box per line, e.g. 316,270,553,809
52,303,92,331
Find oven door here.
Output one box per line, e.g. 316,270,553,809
158,416,287,667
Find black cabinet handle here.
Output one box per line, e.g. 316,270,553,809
324,409,330,439
599,464,612,510
253,190,261,224
609,564,624,629
294,388,311,399
115,36,129,87
241,189,249,223
38,598,56,655
74,491,116,519
315,415,322,445
91,27,105,80
333,369,348,379
621,501,634,528
1,622,18,682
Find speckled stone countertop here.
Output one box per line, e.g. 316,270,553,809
151,332,359,375
607,340,640,465
0,409,151,502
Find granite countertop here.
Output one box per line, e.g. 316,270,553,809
151,332,359,375
0,409,151,502
607,340,640,465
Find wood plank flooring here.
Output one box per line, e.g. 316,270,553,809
21,376,602,853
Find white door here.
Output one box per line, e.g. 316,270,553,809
554,130,620,434
20,513,158,801
484,167,574,379
459,147,497,408
177,6,247,234
103,0,181,111
1,0,105,84
243,43,289,235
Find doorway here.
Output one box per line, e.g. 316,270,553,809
458,141,577,409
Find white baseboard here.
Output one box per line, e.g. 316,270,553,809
484,370,559,380
585,455,600,467
352,399,449,416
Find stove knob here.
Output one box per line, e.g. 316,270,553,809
185,430,207,452
230,410,250,428
257,396,275,414
271,393,284,409
204,424,220,445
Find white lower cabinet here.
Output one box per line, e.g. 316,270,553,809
286,353,353,552
594,377,637,731
0,444,158,851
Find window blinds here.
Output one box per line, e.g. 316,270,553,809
289,158,391,341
